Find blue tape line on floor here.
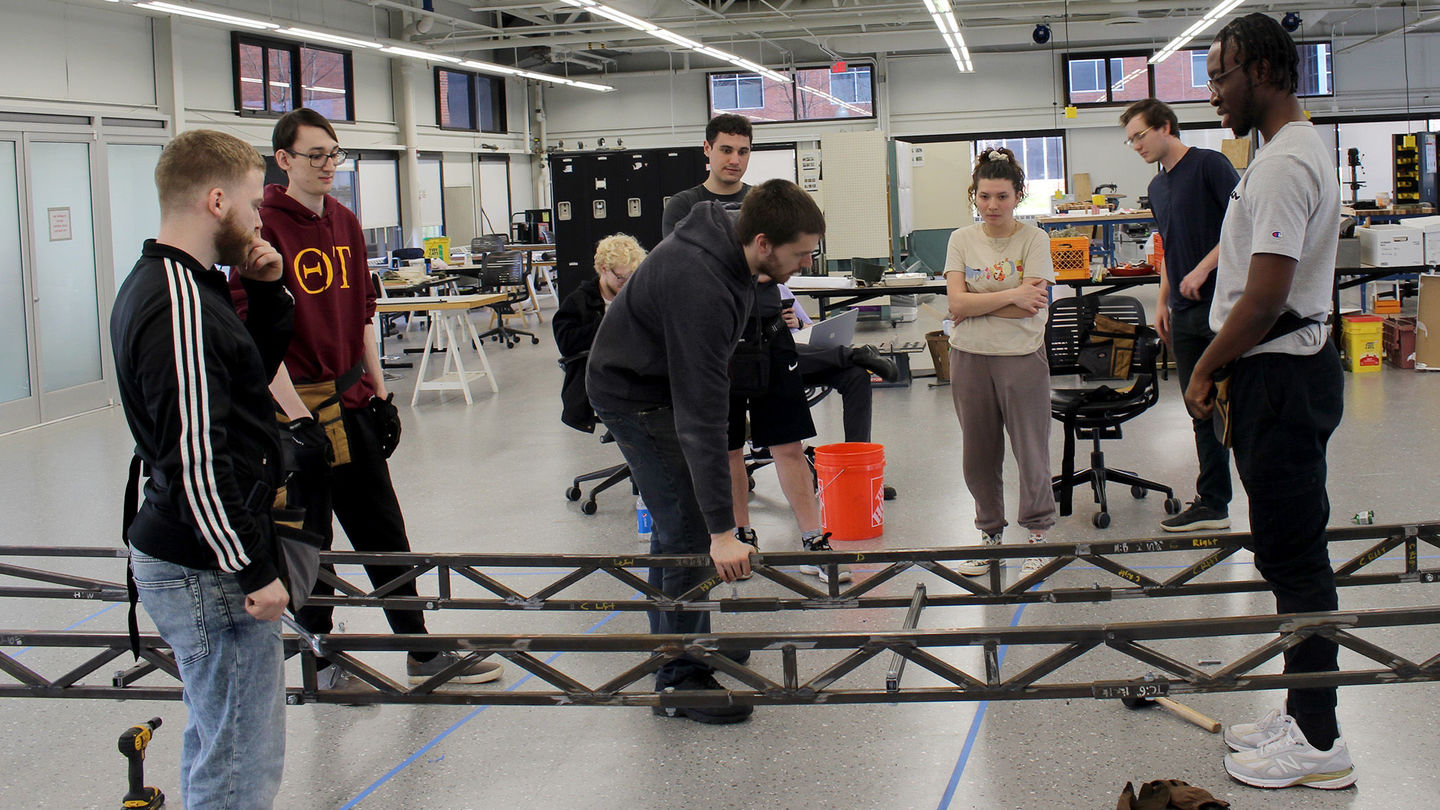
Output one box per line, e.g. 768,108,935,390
340,597,633,808
937,601,1029,809
10,602,118,657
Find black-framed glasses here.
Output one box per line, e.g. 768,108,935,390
1123,126,1152,147
1206,63,1244,95
284,148,347,168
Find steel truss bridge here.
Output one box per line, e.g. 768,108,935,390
2,523,1438,708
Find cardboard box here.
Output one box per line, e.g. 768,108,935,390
1417,274,1440,370
1357,224,1423,267
1402,215,1440,265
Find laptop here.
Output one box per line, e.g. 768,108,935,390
804,308,858,350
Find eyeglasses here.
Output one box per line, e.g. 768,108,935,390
1123,126,1153,147
1206,62,1244,95
284,148,348,168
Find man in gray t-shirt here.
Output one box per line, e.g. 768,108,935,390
1186,13,1351,791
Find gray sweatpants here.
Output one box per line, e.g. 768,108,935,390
949,347,1057,534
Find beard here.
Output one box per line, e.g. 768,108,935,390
214,208,256,268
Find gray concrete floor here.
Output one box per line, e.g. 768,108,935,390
2,292,1438,809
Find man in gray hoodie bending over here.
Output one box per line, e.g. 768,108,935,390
588,179,825,724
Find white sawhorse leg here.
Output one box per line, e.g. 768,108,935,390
410,307,499,405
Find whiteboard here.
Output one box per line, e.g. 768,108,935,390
357,159,399,230
742,148,798,185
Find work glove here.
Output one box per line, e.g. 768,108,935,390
285,416,334,468
367,393,402,458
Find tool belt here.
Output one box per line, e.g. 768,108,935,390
1210,311,1321,449
1079,314,1140,379
283,362,364,467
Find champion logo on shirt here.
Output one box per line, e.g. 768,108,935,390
1271,231,1282,238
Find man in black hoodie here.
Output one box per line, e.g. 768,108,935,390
111,129,291,808
588,179,825,723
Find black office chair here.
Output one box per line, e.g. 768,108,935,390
473,251,539,347
1048,294,1181,528
470,233,507,257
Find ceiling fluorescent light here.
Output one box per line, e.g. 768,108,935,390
281,27,382,49
136,1,278,30
1149,0,1250,64
381,46,461,64
460,60,521,76
561,0,791,83
922,0,973,73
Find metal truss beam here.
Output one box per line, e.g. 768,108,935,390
2,604,1438,707
3,523,1437,613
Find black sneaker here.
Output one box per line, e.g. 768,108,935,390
1161,501,1231,533
850,344,900,383
652,673,754,724
799,532,852,583
734,527,758,580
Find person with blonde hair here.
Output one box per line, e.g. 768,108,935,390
554,233,647,432
945,147,1057,579
111,128,291,808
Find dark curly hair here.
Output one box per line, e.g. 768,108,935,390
1214,12,1299,94
969,146,1026,203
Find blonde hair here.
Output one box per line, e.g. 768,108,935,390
593,233,646,274
155,129,264,212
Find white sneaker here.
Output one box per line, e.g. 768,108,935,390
1225,708,1293,752
956,531,1002,577
798,533,852,583
1224,722,1355,790
1019,557,1045,577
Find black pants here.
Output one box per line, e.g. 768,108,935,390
1170,305,1233,511
295,406,427,639
1230,343,1344,715
796,344,872,443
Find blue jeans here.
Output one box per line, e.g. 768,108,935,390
594,406,717,689
130,550,285,809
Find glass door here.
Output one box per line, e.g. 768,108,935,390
24,135,110,421
0,138,38,432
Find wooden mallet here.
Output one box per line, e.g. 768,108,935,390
1121,694,1222,733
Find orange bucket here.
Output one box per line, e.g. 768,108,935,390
813,442,886,541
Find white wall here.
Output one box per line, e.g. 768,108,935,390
0,1,155,111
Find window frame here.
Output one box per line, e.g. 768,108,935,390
232,32,355,122
433,67,508,133
1062,50,1154,108
705,62,878,125
710,74,766,111
1295,40,1335,99
1189,51,1209,89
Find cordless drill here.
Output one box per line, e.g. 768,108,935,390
119,717,165,809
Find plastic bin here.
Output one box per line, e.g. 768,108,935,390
1384,316,1416,369
1341,314,1384,373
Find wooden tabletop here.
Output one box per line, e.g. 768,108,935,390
1038,210,1154,225
1342,205,1436,218
375,293,507,313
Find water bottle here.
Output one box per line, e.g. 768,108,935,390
636,496,653,543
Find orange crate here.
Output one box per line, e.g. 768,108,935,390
1050,236,1090,278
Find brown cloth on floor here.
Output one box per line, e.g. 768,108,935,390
1116,779,1230,810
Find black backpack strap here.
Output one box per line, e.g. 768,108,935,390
121,454,144,660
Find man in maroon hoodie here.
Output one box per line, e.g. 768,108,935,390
240,108,501,690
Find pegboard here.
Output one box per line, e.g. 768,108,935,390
820,130,891,259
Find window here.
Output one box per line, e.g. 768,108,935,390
435,68,507,132
972,134,1066,218
1190,51,1209,89
830,67,872,104
1297,42,1334,97
711,75,765,111
233,34,354,121
1155,49,1215,103
707,64,876,124
1065,52,1151,106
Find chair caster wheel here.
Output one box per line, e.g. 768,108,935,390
1092,511,1111,529
883,485,897,501
581,499,598,515
565,486,582,502
531,337,540,345
1163,497,1183,515
1131,485,1147,499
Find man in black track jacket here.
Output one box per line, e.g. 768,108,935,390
111,129,293,808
